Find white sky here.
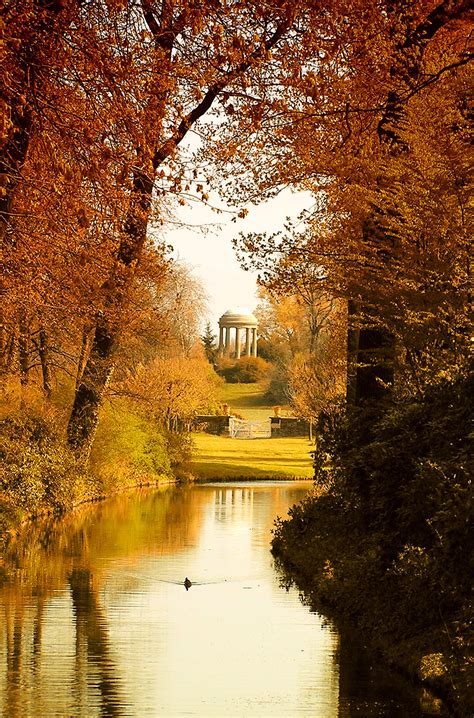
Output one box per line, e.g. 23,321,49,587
165,188,314,331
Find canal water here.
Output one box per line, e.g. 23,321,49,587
0,482,447,717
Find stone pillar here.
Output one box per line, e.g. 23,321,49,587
252,328,257,357
224,326,231,356
245,327,251,356
219,326,224,355
235,327,241,359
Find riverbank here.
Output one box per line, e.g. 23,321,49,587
272,499,471,716
271,366,473,717
0,405,181,547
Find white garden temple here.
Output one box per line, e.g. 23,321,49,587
218,308,258,359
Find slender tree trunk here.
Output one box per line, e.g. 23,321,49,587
346,301,394,406
346,300,360,406
0,330,16,374
38,328,53,399
18,312,30,407
75,326,92,391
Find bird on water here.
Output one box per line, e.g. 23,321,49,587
184,577,192,590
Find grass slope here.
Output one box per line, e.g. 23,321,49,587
189,433,314,480
217,381,290,421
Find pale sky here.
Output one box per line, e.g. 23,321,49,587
166,188,314,332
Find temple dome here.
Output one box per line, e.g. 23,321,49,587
218,307,258,326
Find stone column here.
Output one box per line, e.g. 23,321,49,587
224,326,231,356
252,328,257,357
235,327,241,359
218,326,224,355
245,327,251,356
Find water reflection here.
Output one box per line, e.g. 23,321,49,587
0,483,447,716
69,568,127,716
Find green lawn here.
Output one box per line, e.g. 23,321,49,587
189,432,314,480
218,381,291,421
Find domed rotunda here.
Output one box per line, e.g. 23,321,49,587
218,307,258,359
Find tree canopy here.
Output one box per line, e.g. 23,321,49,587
1,0,472,450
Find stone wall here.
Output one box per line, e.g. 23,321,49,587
192,415,231,435
192,414,310,437
270,417,310,437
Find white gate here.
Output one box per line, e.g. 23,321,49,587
229,417,271,439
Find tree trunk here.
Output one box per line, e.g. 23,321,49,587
38,328,53,399
346,301,394,406
75,326,92,391
67,316,116,459
18,312,30,407
0,330,16,375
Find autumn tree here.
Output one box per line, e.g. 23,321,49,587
3,1,470,455
63,0,320,457
1,1,146,404
253,283,346,412
125,355,222,431
229,0,472,405
0,0,81,243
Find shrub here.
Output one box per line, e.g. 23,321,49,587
163,429,194,469
0,412,86,516
273,359,474,715
89,400,171,488
217,356,270,383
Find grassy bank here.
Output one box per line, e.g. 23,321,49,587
189,432,314,480
0,399,179,544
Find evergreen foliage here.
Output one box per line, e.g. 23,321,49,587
201,322,218,366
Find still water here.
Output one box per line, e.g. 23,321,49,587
0,482,446,717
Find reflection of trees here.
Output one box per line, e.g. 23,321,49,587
1,487,207,594
274,561,440,717
4,602,24,718
336,631,429,717
69,568,126,717
0,486,209,716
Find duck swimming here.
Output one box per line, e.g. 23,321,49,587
184,577,192,591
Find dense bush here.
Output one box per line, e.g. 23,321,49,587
89,400,172,488
0,398,194,540
217,356,270,383
0,413,89,522
163,428,194,471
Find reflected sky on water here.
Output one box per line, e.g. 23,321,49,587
0,482,447,717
